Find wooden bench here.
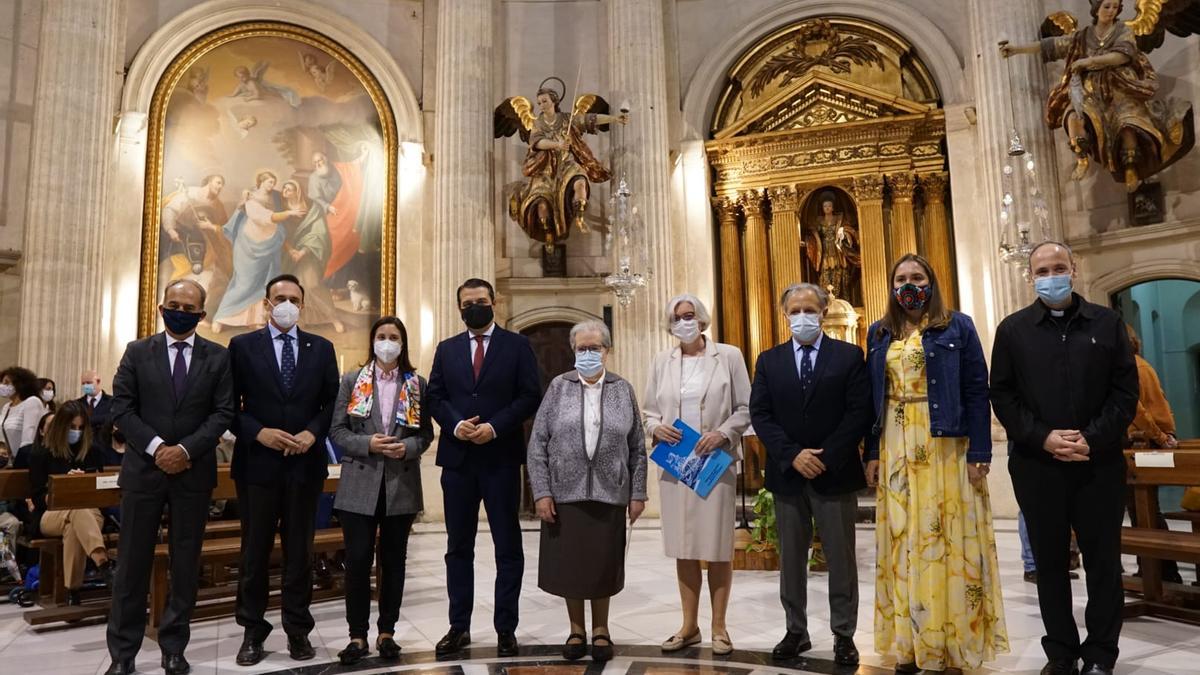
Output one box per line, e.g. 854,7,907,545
0,468,31,500
1123,447,1200,625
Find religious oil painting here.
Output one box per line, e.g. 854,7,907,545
139,22,396,369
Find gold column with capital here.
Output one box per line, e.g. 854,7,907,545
739,190,774,372
714,196,747,355
920,172,957,308
888,172,919,260
767,185,804,341
853,175,888,325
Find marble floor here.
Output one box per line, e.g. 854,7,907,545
0,519,1197,675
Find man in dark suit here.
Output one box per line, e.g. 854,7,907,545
227,274,339,666
78,368,113,458
105,279,235,675
426,278,541,657
749,282,870,667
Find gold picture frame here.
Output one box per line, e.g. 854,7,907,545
139,21,396,364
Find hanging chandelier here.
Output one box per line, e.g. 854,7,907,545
996,42,1051,278
604,176,648,306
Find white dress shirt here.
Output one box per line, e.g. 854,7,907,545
86,391,106,409
269,323,300,368
792,332,823,382
148,331,197,458
582,371,605,460
465,322,495,360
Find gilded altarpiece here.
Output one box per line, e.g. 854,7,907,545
707,18,958,364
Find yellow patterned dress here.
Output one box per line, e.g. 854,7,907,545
874,329,1008,670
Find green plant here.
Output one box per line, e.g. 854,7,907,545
747,485,778,552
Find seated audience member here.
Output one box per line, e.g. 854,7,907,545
101,420,128,467
79,369,113,458
13,411,54,470
0,442,19,550
29,399,110,604
1,366,48,458
38,378,58,413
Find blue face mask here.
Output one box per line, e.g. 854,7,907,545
574,350,604,378
67,429,83,445
82,383,96,397
1034,274,1073,306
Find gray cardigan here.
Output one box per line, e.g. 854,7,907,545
527,370,648,506
330,369,433,516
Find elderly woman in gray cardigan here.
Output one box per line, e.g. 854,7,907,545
329,317,433,665
527,319,648,663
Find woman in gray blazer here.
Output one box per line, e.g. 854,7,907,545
527,320,648,663
330,316,433,665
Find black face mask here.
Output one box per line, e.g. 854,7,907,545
161,307,204,335
461,303,494,330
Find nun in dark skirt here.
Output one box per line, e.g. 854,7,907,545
526,320,648,663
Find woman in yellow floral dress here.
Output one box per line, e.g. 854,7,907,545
864,254,1008,674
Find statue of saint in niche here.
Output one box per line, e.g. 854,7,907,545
494,77,629,249
803,190,862,307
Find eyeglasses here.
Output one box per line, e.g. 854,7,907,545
575,346,604,354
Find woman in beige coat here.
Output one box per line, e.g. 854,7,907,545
642,294,751,655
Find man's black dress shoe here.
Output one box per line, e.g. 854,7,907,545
377,636,402,659
1081,663,1113,675
435,629,471,656
1040,660,1079,675
337,640,369,665
161,653,190,675
235,639,264,666
103,659,135,675
288,635,316,661
833,635,859,666
497,631,519,657
771,632,812,659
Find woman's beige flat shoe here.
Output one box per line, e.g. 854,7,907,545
711,633,733,655
661,631,702,652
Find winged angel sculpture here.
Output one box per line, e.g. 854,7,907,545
495,77,629,248
1002,0,1198,191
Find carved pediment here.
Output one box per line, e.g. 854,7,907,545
714,72,934,140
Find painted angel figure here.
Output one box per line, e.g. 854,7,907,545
494,77,629,248
299,51,336,91
226,61,301,108
184,66,209,103
1001,0,1197,191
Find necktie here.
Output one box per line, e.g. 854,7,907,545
88,397,95,410
280,333,296,390
172,342,188,400
800,344,814,390
472,334,486,381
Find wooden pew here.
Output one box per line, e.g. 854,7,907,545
0,468,31,500
1123,448,1200,625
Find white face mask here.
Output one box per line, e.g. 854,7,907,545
41,390,55,402
0,384,14,399
374,339,403,364
671,319,702,344
270,300,301,330
789,312,823,344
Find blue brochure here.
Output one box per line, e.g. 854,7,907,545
649,418,733,498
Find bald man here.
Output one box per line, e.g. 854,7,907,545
77,369,113,459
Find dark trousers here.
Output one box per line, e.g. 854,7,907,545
441,462,524,633
235,479,321,641
106,487,210,660
774,484,858,640
1011,453,1126,667
339,488,416,640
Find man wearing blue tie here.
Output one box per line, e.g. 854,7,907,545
227,274,340,666
426,278,542,657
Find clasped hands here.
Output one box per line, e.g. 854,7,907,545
1044,429,1091,462
651,425,727,456
154,445,191,474
792,448,826,480
369,433,407,460
454,416,496,444
256,427,317,456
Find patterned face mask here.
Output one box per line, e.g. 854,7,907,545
893,283,930,311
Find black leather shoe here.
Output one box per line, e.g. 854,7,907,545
1040,660,1079,675
833,635,859,666
435,629,470,656
235,639,264,666
562,633,587,661
98,560,116,588
161,653,190,675
337,640,369,665
66,589,82,606
771,632,812,659
1081,663,1113,675
591,634,614,662
288,635,316,661
103,659,135,675
497,631,519,657
377,636,402,659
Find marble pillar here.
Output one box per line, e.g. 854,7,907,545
18,0,124,388
853,175,888,325
714,196,747,355
888,172,920,259
607,0,674,394
921,172,958,307
432,0,494,339
767,185,803,341
739,190,773,374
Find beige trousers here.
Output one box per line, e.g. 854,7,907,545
40,509,105,589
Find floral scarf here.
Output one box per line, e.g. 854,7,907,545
346,363,421,430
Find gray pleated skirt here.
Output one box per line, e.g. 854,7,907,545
538,500,626,599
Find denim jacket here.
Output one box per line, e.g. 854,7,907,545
865,311,992,463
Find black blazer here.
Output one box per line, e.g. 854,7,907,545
110,333,236,493
749,336,871,496
426,326,542,468
228,327,339,485
77,392,113,459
